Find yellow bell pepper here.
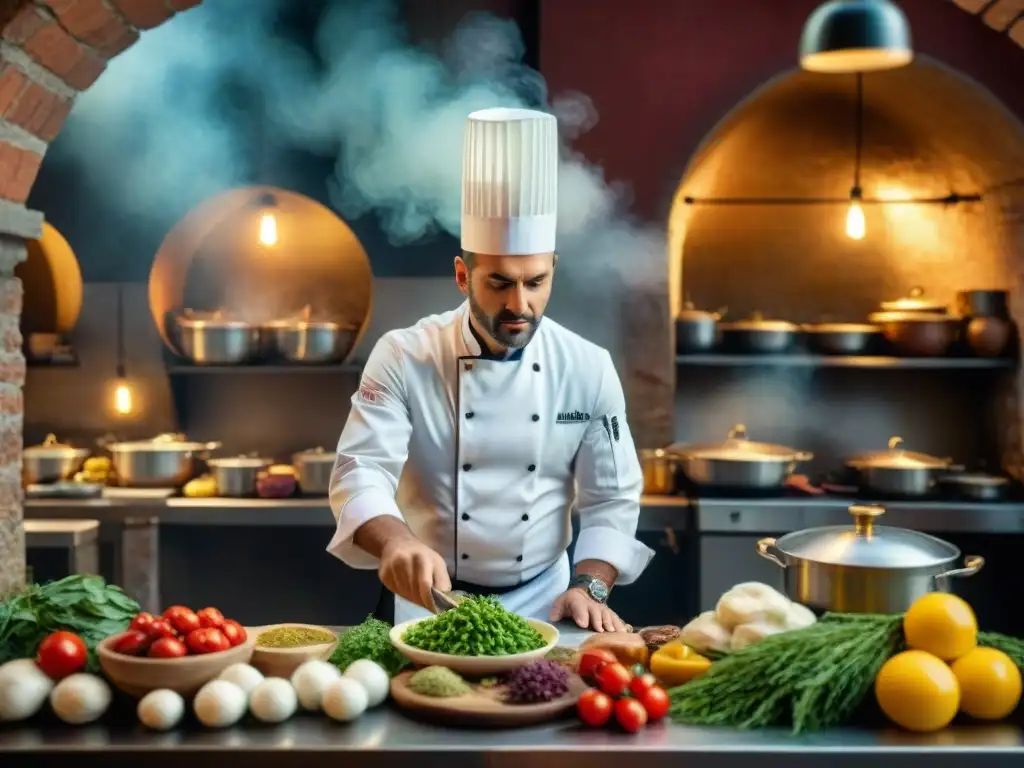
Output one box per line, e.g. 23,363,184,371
650,640,712,687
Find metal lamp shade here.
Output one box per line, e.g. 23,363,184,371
800,0,913,74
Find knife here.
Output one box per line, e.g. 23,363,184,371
429,587,469,614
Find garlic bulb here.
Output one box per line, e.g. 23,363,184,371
715,582,792,630
680,611,732,655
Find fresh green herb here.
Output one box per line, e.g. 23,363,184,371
668,613,903,734
402,596,545,657
0,574,139,673
329,616,408,677
979,631,1024,668
408,666,472,698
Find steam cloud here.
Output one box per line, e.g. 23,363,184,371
52,0,666,353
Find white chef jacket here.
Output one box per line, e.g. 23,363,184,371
327,301,653,623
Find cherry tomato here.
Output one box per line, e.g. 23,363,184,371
629,673,658,699
577,688,613,728
640,686,670,722
130,612,157,635
615,697,648,733
37,631,87,679
166,608,201,636
187,627,231,655
197,607,225,629
596,662,632,698
578,648,617,680
148,636,188,658
219,619,247,647
149,618,178,639
112,629,152,657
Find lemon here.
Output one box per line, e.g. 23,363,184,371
951,647,1022,720
903,593,978,661
875,650,960,732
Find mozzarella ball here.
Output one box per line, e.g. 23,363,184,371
290,660,341,711
50,674,112,725
218,663,264,695
249,678,298,724
343,660,389,708
137,689,185,731
322,678,368,723
0,660,54,722
193,679,247,728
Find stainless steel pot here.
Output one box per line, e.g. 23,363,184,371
675,302,724,354
846,436,961,497
262,319,358,364
669,424,813,490
23,433,90,486
756,504,985,613
801,322,882,356
176,313,260,365
718,313,799,354
293,447,336,496
938,472,1010,502
208,455,272,497
639,448,680,495
106,433,222,488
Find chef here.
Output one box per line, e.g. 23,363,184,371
327,107,653,631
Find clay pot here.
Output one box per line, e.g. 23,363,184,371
966,316,1012,358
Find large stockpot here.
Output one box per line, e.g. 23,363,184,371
293,447,337,496
23,433,90,486
208,455,272,497
675,302,723,354
262,319,358,364
639,448,680,495
845,436,961,497
106,433,222,488
718,313,800,354
669,424,813,491
801,322,882,356
756,504,985,613
175,313,261,365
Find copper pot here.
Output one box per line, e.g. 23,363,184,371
965,316,1011,358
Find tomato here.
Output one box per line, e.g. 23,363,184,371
219,619,247,647
577,688,613,727
639,686,670,722
166,608,201,636
130,612,157,635
629,673,658,699
187,627,231,655
614,697,648,733
578,648,617,680
112,629,153,657
197,607,225,629
148,636,188,659
149,618,178,639
37,631,87,679
596,662,632,698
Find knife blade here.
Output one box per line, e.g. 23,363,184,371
429,587,468,614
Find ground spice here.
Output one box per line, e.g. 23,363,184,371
408,666,472,698
257,626,335,648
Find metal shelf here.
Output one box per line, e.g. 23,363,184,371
676,354,1015,369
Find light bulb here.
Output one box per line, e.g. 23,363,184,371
258,212,278,247
114,381,133,416
845,202,866,240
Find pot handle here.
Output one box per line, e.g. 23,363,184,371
934,555,985,582
756,537,786,568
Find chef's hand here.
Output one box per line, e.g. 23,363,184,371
549,588,628,633
379,537,452,612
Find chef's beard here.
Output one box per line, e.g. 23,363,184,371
468,291,542,350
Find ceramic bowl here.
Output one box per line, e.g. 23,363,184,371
97,630,256,698
390,617,559,676
249,623,339,678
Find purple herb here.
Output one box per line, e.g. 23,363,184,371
504,660,570,704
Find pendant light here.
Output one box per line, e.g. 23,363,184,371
800,0,913,74
257,192,279,247
112,283,134,417
845,73,866,240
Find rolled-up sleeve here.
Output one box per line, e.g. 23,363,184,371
572,350,654,585
326,332,412,569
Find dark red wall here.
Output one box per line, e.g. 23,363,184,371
540,0,1024,221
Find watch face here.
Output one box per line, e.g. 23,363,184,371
588,580,609,603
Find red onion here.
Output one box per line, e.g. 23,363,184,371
504,660,570,704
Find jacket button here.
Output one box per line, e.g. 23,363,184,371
462,463,472,471
527,464,536,472
531,414,539,422
461,513,469,521
466,412,475,419
461,553,469,560
464,363,473,371
516,555,523,562
521,513,529,521
533,363,540,372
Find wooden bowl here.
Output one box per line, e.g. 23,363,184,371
390,618,558,676
97,631,256,698
249,623,339,678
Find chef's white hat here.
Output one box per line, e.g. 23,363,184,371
461,107,558,256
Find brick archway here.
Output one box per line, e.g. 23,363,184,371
0,0,1018,594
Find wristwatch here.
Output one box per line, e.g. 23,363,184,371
570,574,611,604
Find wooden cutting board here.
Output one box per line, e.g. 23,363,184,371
390,669,587,727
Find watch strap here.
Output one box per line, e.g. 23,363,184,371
570,574,611,604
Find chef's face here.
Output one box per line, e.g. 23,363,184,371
455,251,556,350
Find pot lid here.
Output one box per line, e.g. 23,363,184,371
24,433,87,457
109,433,221,452
868,310,955,324
669,424,813,463
677,301,722,321
803,322,880,333
879,287,947,313
295,446,336,462
847,436,952,469
209,455,272,468
940,473,1009,486
719,311,797,333
774,505,959,568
